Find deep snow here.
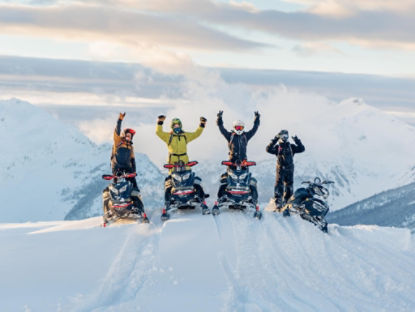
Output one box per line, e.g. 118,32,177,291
1,211,414,312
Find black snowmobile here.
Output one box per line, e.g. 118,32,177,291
161,161,210,221
102,172,149,225
212,160,262,219
280,177,334,233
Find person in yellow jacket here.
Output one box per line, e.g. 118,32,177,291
156,115,208,217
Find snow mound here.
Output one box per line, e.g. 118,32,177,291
1,213,414,311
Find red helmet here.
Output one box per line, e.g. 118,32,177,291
122,128,136,138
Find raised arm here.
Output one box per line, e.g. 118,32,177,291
113,112,125,145
155,115,170,143
185,117,206,143
291,136,305,154
266,136,279,155
217,110,231,142
245,111,260,141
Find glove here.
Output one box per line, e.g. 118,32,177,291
274,134,280,141
157,115,166,125
119,112,126,120
292,135,299,142
217,110,223,119
254,111,260,118
200,116,207,128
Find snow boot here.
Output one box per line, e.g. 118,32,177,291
141,212,150,223
161,208,170,221
253,205,262,219
201,201,210,215
282,208,290,217
212,202,220,216
274,197,283,212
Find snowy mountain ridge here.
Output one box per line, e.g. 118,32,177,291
195,97,415,209
2,98,415,312
327,181,415,232
0,98,163,222
2,96,415,222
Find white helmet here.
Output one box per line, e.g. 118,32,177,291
232,120,245,135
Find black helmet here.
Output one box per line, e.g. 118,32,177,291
278,129,289,142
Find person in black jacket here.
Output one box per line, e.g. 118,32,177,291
266,129,305,211
216,110,260,202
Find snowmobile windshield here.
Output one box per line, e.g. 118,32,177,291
172,171,191,182
313,185,329,198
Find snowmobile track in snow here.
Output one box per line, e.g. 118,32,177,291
8,212,414,312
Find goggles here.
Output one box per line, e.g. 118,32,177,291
280,133,288,139
234,125,244,131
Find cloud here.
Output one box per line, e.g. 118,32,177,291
284,0,415,15
99,0,415,48
1,0,414,54
292,42,343,57
212,7,415,47
0,3,269,53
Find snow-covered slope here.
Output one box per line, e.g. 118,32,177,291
327,181,415,232
0,98,163,222
1,213,414,311
196,97,415,210
2,96,415,222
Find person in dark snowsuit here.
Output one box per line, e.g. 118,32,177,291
216,110,260,203
266,129,305,211
104,112,143,214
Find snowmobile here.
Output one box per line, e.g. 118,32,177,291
212,160,262,219
280,177,334,233
102,172,149,225
161,160,210,221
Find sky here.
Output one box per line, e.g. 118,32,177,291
0,0,415,76
1,0,415,161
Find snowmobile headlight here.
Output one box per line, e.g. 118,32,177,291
228,171,238,180
182,172,191,181
239,172,247,179
172,173,181,181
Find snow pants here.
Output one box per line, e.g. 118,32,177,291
274,166,294,206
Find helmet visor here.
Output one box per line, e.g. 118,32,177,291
280,133,288,140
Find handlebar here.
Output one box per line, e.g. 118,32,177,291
102,172,137,180
221,160,256,167
163,161,198,169
301,178,335,186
